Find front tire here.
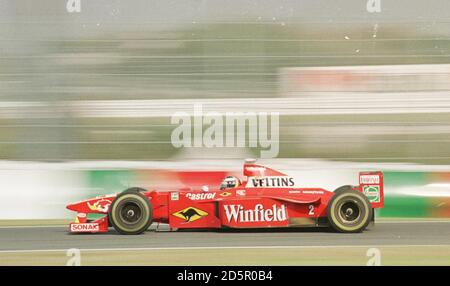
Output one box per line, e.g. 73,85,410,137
109,191,153,235
327,189,372,233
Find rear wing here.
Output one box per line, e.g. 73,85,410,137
359,171,384,209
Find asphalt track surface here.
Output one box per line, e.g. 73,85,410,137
0,221,449,251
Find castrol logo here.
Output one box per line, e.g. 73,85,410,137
186,193,216,200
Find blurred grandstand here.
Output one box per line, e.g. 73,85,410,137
0,0,449,163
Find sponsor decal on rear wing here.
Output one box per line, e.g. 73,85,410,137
359,171,384,208
360,174,380,184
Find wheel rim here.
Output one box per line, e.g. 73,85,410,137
338,200,361,223
119,202,142,224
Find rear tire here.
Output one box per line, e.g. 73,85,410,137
327,189,372,233
109,191,153,235
333,185,357,194
366,208,376,230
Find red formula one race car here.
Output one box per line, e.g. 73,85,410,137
67,160,384,234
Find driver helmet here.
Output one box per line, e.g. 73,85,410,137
220,176,241,190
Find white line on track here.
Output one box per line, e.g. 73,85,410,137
0,244,449,254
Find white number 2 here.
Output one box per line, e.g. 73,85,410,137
308,205,315,215
67,0,81,13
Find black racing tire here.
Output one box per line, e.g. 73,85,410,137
107,187,148,227
333,185,357,194
109,191,153,235
366,208,376,230
327,189,372,233
121,187,148,194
